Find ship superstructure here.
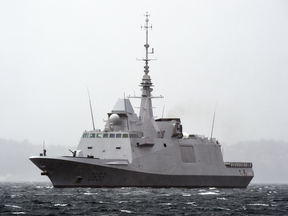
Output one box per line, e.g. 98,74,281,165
30,14,253,188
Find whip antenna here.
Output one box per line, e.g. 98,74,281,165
87,88,96,130
162,105,165,118
210,102,217,139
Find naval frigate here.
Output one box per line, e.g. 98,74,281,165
30,14,254,188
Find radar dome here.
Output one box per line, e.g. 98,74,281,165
183,132,189,139
109,113,120,125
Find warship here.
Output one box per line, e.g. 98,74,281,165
30,14,254,188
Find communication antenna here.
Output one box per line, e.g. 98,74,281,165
87,88,96,131
210,102,217,139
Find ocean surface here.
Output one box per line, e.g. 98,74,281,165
0,182,287,215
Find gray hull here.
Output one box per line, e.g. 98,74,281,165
30,156,253,188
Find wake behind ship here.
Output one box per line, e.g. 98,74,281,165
30,14,254,188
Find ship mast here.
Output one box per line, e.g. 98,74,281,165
138,13,161,137
139,13,155,120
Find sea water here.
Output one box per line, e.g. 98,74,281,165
0,182,287,215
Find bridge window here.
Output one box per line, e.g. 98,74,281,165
103,133,108,138
90,133,96,138
96,133,102,138
130,134,137,138
109,133,115,138
116,134,121,138
82,133,89,138
123,133,129,138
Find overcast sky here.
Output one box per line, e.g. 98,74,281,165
1,0,288,148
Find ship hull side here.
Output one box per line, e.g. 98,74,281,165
30,156,253,188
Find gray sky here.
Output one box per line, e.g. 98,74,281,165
1,0,288,147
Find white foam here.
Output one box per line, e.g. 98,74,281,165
215,207,230,211
182,193,191,197
118,201,128,203
5,205,22,209
198,192,219,195
161,203,173,206
247,203,269,206
84,192,98,195
186,202,197,206
54,203,68,207
217,197,227,200
163,193,172,196
120,210,132,213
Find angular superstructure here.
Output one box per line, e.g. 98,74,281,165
30,13,253,188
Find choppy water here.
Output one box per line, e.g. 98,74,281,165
0,182,287,215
